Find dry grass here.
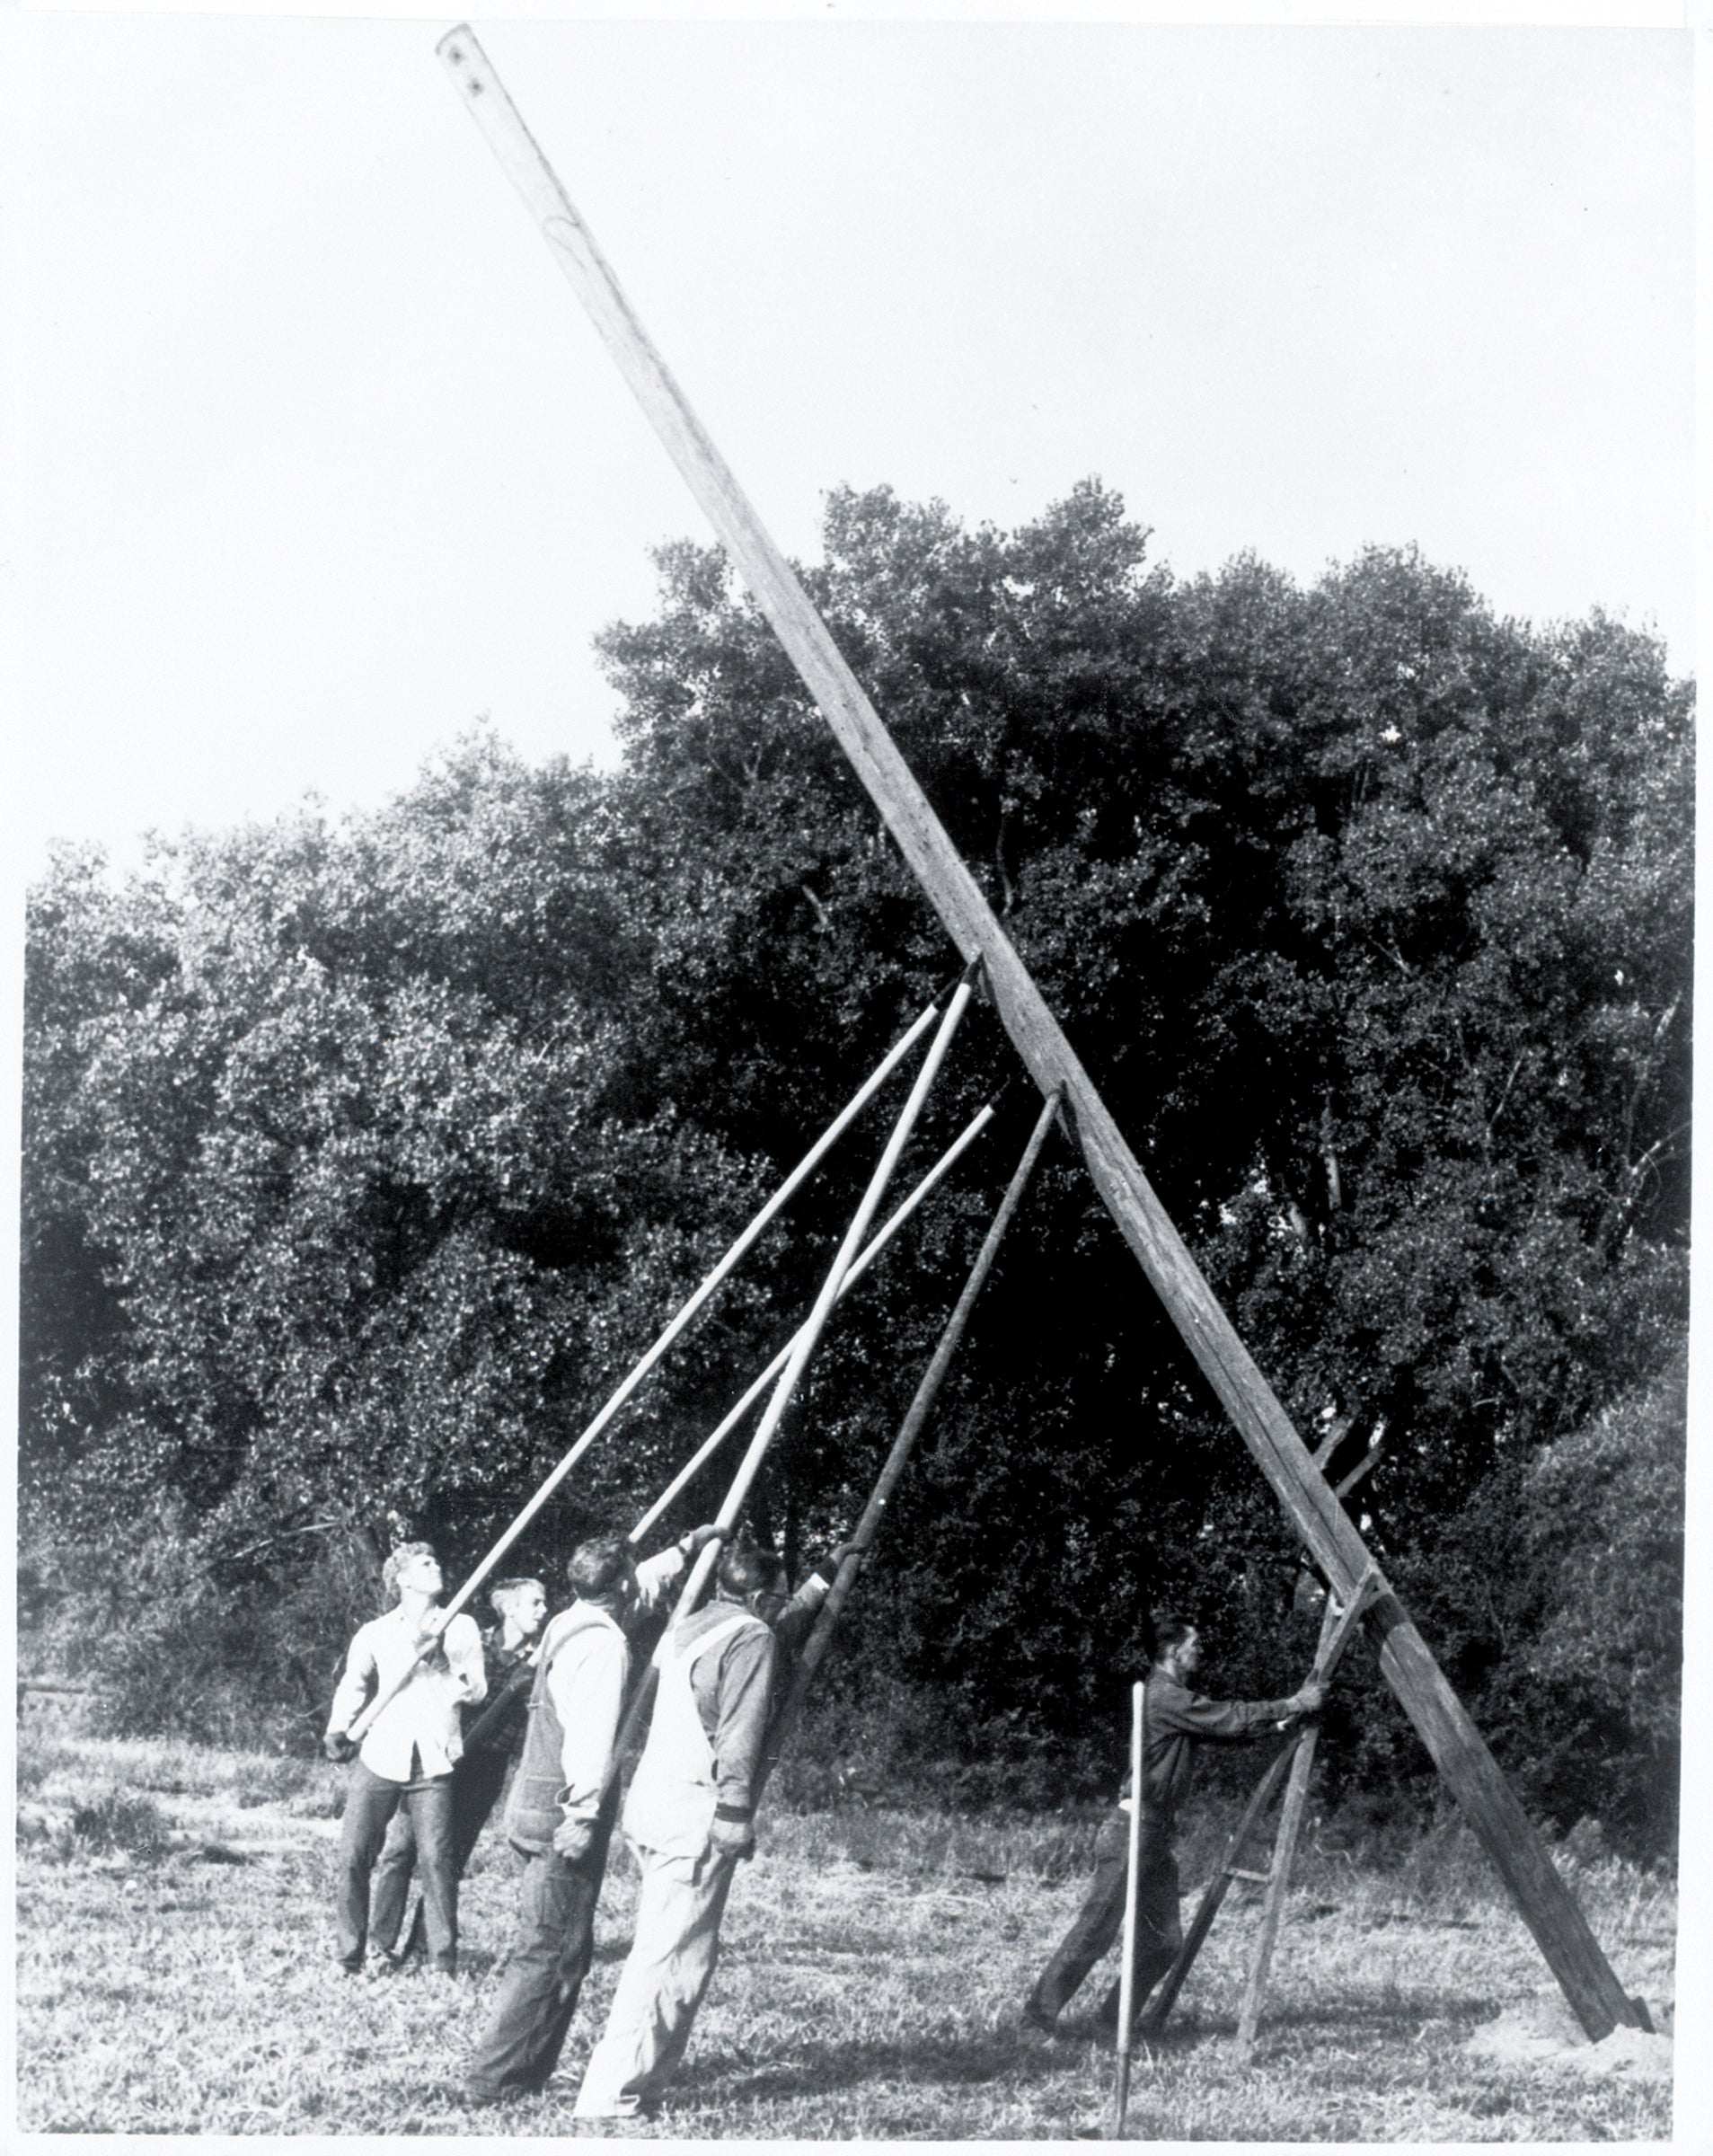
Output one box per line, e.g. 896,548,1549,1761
13,1717,1676,2139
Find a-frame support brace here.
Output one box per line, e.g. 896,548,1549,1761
437,26,1647,2041
1234,1571,1382,2056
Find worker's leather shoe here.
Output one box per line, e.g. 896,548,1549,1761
1022,2000,1060,2034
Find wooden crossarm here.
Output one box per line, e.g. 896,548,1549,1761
1332,1444,1383,1505
1316,1568,1382,1683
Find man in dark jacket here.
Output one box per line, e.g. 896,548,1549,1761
1024,1611,1324,2036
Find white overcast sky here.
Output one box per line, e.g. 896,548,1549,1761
4,8,1696,877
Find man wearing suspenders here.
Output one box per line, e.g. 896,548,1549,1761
464,1524,721,2107
573,1541,830,2124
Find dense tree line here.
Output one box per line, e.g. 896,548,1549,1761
22,484,1690,1854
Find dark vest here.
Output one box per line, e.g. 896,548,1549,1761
504,1602,631,1856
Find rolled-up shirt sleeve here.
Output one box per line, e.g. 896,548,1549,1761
444,1613,488,1709
632,1544,688,1613
326,1627,379,1738
773,1573,829,1657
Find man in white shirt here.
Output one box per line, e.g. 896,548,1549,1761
371,1574,550,1965
324,1542,487,1975
463,1524,720,2104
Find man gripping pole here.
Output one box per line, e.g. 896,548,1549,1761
462,1523,721,2105
571,973,976,2123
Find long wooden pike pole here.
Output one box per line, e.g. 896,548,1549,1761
667,968,977,1621
631,1096,999,1545
762,1088,1062,1782
349,991,940,1743
591,969,978,1806
1108,1681,1146,2139
435,27,1643,2039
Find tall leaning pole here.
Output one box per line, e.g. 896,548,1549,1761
434,27,1647,2041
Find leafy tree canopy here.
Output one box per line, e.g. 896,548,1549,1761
22,483,1690,1844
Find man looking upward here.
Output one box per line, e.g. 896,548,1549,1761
572,1540,831,2124
324,1542,487,1976
372,1573,549,1965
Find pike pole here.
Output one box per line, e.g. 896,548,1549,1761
630,1094,1000,1545
661,964,976,1624
346,992,943,1745
1108,1680,1146,2139
590,965,979,1810
762,1088,1062,1782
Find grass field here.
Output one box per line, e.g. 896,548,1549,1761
14,1715,1675,2139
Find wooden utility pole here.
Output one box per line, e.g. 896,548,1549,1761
435,25,1646,2042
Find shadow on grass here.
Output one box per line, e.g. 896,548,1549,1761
1035,1986,1498,2059
1258,1990,1497,2033
675,2025,1078,2106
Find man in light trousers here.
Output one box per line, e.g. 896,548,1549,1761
463,1524,724,2105
373,1573,549,1964
572,1541,828,2123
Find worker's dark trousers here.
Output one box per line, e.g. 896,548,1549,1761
465,1824,614,2099
372,1747,512,1958
335,1763,457,1972
1027,1807,1182,2028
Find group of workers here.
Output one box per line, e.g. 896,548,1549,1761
323,1526,1326,2122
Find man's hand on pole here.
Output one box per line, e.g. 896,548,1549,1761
710,1813,755,1861
1287,1679,1328,1718
677,1524,725,1561
552,1815,597,1862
